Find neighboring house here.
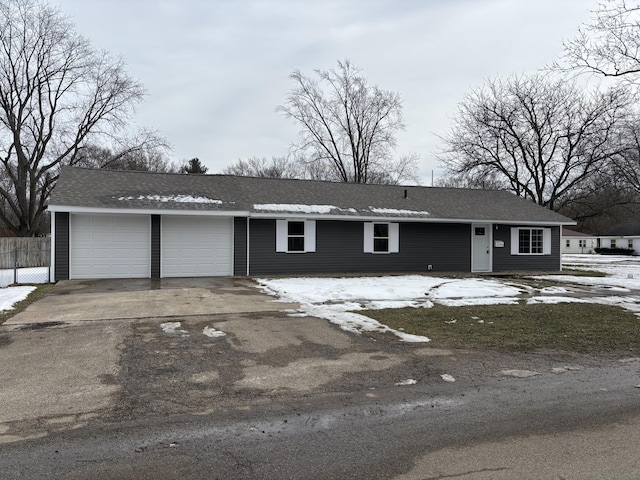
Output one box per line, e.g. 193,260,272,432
48,167,575,281
562,228,597,254
597,224,640,254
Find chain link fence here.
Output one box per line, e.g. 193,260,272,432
0,239,50,287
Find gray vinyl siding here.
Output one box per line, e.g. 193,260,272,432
493,224,561,271
151,215,161,278
234,217,247,276
248,219,471,275
54,212,70,281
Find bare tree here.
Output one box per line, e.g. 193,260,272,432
434,171,506,190
610,116,640,192
0,0,149,236
439,74,631,210
558,0,640,82
278,60,418,185
223,156,304,179
76,129,175,172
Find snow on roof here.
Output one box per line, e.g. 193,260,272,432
253,204,357,214
369,207,430,216
117,194,222,204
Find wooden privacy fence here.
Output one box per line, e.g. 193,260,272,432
0,237,50,269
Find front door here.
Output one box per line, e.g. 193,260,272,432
472,224,492,272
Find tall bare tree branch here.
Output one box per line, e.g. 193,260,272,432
438,74,631,211
557,0,640,82
0,0,148,235
277,60,418,185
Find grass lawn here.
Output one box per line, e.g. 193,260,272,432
364,302,640,354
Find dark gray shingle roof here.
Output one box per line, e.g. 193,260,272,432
605,223,640,236
49,167,574,224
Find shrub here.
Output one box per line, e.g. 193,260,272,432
594,247,636,255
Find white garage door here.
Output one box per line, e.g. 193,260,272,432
70,214,151,279
162,216,233,277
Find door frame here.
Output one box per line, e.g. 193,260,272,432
471,223,492,273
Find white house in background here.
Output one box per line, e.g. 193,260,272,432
597,224,640,254
562,228,597,254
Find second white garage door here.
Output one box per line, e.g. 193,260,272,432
161,216,233,277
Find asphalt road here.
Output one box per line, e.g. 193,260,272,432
2,357,639,480
2,278,639,479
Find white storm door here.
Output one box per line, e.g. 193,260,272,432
472,223,492,272
161,216,233,277
70,214,151,279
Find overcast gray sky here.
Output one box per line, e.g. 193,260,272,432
56,0,599,182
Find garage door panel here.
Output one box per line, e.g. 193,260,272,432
162,216,232,277
70,214,151,279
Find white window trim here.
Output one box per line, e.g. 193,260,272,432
276,219,316,253
510,227,551,255
364,222,399,254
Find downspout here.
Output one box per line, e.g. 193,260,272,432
49,210,55,283
246,217,250,276
559,227,563,272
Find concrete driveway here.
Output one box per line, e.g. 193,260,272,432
3,277,296,326
0,277,447,445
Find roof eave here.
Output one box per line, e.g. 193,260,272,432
48,204,575,225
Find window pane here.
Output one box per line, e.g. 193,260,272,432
288,237,304,251
531,229,543,253
519,230,530,254
374,223,388,238
374,239,389,252
288,221,305,236
475,227,485,236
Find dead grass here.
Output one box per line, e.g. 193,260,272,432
364,302,640,354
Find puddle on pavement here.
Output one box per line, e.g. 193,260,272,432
19,321,67,331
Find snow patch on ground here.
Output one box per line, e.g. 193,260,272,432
202,326,226,338
160,322,189,335
429,279,523,299
527,296,590,305
437,297,519,307
501,369,540,378
0,285,36,311
256,255,640,342
395,379,417,386
256,275,535,342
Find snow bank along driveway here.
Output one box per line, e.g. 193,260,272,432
257,255,640,342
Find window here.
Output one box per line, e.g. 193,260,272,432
629,240,634,249
364,222,399,253
475,227,485,236
373,223,389,252
579,239,586,248
519,228,543,254
275,220,316,253
611,239,617,248
566,239,571,248
287,221,305,252
510,227,551,255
